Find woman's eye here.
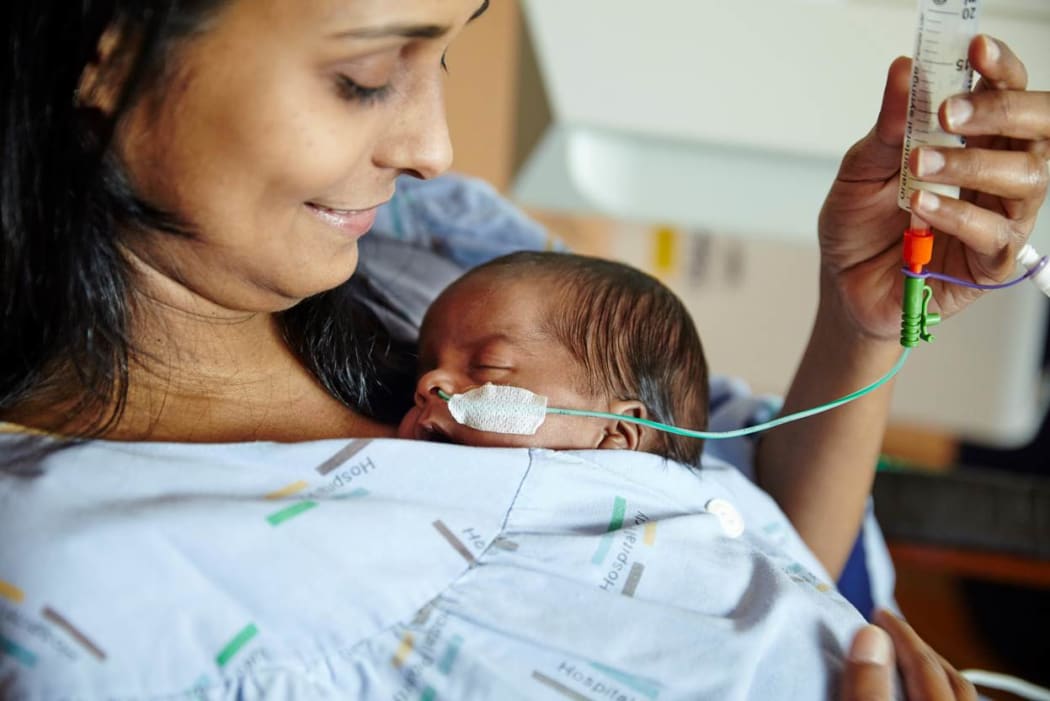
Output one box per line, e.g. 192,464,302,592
334,75,391,105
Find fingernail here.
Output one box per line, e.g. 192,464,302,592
916,190,940,213
983,36,1000,64
849,625,892,666
916,149,945,177
946,98,973,130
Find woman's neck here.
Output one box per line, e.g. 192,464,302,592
130,281,293,400
6,255,395,443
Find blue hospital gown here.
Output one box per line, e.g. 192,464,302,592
0,431,869,700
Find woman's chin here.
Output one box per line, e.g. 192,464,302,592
284,247,361,303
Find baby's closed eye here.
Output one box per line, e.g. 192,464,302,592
470,362,515,382
471,363,512,375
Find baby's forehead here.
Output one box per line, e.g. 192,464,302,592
429,270,560,323
458,267,553,295
420,276,568,350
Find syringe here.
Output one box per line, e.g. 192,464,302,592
898,0,979,348
898,0,979,213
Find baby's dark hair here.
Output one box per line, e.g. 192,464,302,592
456,251,709,466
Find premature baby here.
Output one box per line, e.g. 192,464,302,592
398,251,710,466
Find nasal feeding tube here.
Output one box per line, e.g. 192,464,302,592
436,0,1049,441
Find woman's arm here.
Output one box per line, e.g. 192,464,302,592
757,37,1049,578
756,285,901,579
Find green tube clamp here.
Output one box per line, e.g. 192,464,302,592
900,276,941,347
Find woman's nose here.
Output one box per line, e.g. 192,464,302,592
374,75,453,181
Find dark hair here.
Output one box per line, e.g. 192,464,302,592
0,1,412,436
456,251,709,466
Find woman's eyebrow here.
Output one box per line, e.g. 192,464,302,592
469,0,490,22
333,1,490,40
334,23,448,40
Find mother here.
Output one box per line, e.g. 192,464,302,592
2,0,1048,698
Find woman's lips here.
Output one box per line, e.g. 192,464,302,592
305,202,379,238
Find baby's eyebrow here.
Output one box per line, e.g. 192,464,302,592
474,330,550,352
475,332,516,345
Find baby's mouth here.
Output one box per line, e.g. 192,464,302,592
420,422,457,444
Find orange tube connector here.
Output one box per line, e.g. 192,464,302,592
902,227,934,274
900,226,939,347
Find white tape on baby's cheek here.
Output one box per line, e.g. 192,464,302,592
447,383,548,435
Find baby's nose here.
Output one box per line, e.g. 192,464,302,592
414,368,457,408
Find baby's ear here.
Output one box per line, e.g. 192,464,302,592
597,400,649,451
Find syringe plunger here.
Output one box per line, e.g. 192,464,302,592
1016,245,1050,298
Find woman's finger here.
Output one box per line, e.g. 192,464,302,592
943,90,1050,141
910,146,1050,206
875,610,956,701
911,190,1028,274
933,650,980,701
970,35,1028,93
841,624,896,701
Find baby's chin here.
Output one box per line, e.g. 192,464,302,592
397,414,536,449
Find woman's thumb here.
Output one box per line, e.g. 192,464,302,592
841,624,896,701
836,56,913,183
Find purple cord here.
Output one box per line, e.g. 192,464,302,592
902,256,1049,290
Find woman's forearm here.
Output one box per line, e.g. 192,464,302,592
756,273,902,578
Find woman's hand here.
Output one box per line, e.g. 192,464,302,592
818,35,1049,340
842,610,977,701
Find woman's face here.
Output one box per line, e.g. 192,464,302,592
116,0,484,312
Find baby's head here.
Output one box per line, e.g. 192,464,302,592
398,251,709,466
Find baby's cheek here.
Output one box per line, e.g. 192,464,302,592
534,418,598,451
397,408,419,439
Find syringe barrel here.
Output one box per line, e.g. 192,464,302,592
897,0,980,212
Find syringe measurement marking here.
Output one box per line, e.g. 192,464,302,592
899,0,978,210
